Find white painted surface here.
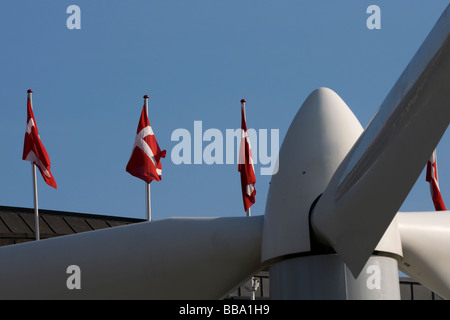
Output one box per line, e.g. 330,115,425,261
262,87,363,263
312,5,450,277
0,216,263,299
398,211,450,299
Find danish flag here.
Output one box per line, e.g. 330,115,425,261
426,150,446,211
126,95,166,184
22,89,57,189
238,99,256,213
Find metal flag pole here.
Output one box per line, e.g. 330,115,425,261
146,182,151,221
144,94,151,221
241,99,252,218
241,99,257,297
27,89,40,241
32,163,40,240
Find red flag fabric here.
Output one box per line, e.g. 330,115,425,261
238,99,256,212
126,95,166,184
22,89,57,189
426,150,446,211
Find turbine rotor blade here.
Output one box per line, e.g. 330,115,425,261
312,5,450,277
0,216,263,299
398,211,450,299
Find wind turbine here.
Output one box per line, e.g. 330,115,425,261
0,4,449,300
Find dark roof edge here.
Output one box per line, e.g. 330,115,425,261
0,205,146,223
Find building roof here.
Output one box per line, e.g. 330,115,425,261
0,205,144,247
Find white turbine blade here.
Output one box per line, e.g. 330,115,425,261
312,5,450,278
397,211,450,299
0,216,263,299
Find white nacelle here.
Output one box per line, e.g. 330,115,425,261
261,87,363,263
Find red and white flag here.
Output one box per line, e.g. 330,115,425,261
238,99,256,213
126,95,166,184
22,89,57,189
426,150,446,211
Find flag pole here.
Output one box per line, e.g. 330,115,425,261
241,99,251,218
241,98,256,296
27,89,40,240
144,94,151,221
32,163,40,240
146,182,151,221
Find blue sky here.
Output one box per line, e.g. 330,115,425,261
1,1,449,220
